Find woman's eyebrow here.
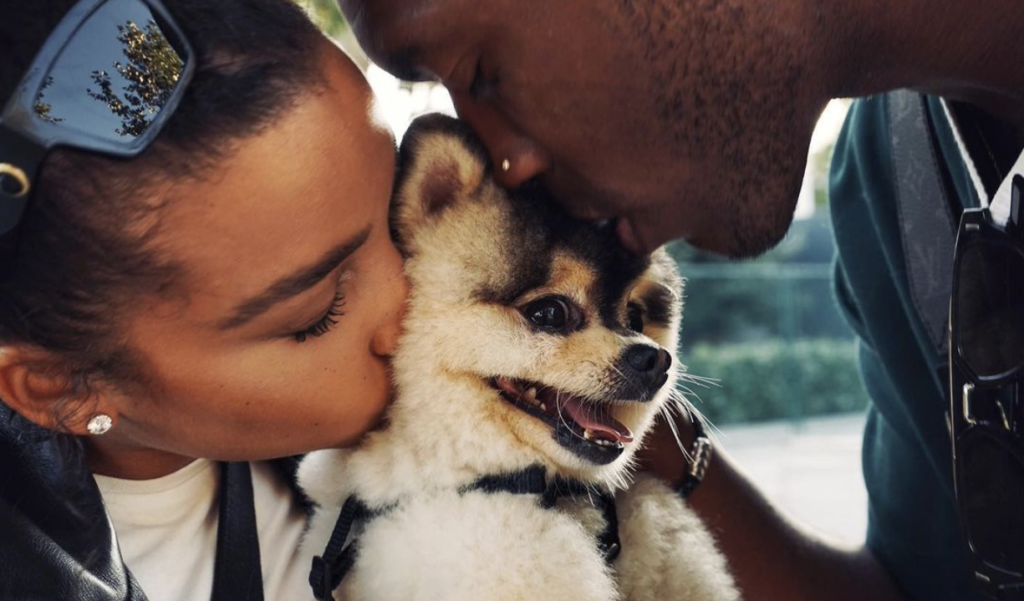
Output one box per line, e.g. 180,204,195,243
217,226,372,331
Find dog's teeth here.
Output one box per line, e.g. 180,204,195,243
522,387,537,403
584,429,594,441
539,403,547,412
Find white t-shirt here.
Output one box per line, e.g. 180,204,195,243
94,460,313,601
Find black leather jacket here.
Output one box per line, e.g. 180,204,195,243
0,403,147,601
0,402,308,601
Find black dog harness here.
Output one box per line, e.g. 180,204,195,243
308,464,621,601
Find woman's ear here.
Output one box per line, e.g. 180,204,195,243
0,346,110,435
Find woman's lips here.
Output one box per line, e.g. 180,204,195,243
616,217,646,255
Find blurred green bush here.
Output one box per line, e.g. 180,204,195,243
679,338,869,426
297,0,348,37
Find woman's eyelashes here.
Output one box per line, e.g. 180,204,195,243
292,290,346,343
291,271,352,343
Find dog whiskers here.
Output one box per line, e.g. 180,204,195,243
553,389,579,442
666,387,726,445
676,370,719,387
658,403,692,462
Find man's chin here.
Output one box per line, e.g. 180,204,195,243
635,214,791,259
729,208,797,259
704,221,792,259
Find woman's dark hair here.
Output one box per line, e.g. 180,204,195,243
0,0,326,399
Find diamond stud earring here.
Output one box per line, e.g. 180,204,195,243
87,414,113,436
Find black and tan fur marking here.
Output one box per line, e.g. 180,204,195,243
394,115,655,332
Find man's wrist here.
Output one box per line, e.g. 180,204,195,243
637,408,714,497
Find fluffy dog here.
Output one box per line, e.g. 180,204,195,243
298,114,740,601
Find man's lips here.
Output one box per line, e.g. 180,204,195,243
616,217,647,255
550,187,647,254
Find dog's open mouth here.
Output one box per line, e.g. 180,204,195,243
490,376,634,465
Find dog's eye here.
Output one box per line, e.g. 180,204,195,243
627,303,644,333
524,297,574,332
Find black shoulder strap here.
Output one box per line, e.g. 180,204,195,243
886,90,959,359
211,462,264,601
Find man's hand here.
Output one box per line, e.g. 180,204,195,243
637,413,908,601
635,409,703,490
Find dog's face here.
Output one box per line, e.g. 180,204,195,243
391,115,683,478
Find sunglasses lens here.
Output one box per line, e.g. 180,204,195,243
961,430,1024,574
30,0,187,146
957,241,1024,378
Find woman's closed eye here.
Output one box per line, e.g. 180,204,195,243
292,290,346,343
291,271,352,343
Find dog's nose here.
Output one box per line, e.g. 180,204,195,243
624,345,671,375
618,345,672,400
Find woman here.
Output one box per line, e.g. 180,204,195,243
0,1,406,599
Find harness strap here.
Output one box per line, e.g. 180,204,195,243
535,476,621,562
462,463,548,497
309,495,374,601
590,488,622,562
309,465,622,600
462,465,621,562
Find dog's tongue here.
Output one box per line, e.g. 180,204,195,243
559,396,634,443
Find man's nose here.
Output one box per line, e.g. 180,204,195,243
449,91,551,189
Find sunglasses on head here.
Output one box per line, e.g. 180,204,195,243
950,174,1024,600
0,0,193,278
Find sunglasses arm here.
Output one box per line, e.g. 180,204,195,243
1008,175,1023,241
0,125,46,239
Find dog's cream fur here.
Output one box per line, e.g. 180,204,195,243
298,115,740,601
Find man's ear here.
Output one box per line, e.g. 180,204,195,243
391,113,489,250
0,346,108,435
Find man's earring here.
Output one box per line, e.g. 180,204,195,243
87,414,113,436
501,158,511,173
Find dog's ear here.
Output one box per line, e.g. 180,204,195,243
392,114,489,250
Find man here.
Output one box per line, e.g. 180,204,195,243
335,0,1024,599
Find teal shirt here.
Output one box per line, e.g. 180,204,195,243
829,95,985,600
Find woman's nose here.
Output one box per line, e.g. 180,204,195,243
371,270,409,358
449,92,551,189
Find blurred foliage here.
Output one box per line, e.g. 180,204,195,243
682,338,868,425
676,271,849,345
812,141,838,208
669,206,868,424
296,0,348,38
668,214,850,345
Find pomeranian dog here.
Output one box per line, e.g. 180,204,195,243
298,114,739,601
